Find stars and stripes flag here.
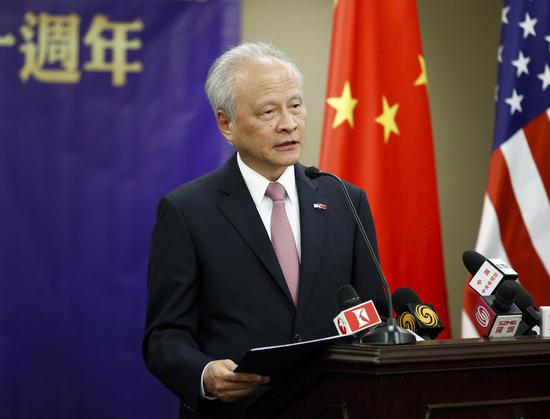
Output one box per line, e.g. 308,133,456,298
320,0,451,337
462,0,550,336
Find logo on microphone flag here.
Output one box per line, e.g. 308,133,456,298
473,297,521,338
491,317,520,337
414,304,440,327
336,317,348,334
397,311,417,332
475,305,491,328
397,304,440,333
333,300,382,335
352,307,370,327
473,298,497,336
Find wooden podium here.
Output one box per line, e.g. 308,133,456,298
243,337,550,419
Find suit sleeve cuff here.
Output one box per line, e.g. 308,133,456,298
200,360,218,400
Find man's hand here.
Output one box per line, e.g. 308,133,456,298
203,359,270,402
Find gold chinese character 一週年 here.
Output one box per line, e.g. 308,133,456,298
83,15,144,86
19,11,81,83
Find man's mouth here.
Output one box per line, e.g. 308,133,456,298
274,140,299,149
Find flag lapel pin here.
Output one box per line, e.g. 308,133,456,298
313,203,327,210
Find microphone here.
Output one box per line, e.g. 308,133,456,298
514,285,541,336
337,284,361,309
304,166,322,179
305,166,415,345
472,280,523,337
462,250,518,296
392,288,444,340
333,285,382,336
462,250,540,336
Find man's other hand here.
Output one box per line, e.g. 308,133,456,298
203,359,270,402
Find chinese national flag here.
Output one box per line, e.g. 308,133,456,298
320,0,451,338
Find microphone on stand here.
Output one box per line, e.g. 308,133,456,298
462,250,518,296
392,288,444,340
333,284,382,336
461,250,538,337
471,280,523,338
305,166,415,345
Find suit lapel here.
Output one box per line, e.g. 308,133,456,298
216,156,294,305
295,165,328,316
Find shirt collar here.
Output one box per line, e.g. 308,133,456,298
237,152,298,206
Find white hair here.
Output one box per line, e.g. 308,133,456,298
204,42,304,121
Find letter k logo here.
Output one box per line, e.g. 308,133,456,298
353,307,370,327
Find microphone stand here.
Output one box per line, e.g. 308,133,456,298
305,167,415,345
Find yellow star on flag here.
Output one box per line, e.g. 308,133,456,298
375,96,400,143
414,55,427,86
326,81,358,129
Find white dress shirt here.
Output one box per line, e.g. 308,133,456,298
237,152,301,259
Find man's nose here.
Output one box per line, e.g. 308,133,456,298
277,110,298,133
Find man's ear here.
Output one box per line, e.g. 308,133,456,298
216,111,235,145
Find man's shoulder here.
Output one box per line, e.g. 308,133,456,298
165,156,236,204
168,168,221,200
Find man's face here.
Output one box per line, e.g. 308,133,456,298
217,59,307,181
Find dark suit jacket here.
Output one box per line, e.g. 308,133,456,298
143,154,386,418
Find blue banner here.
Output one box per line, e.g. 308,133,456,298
0,1,238,418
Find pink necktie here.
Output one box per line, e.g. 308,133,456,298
265,182,300,305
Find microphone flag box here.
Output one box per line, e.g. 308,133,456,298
397,303,443,340
333,300,382,336
469,258,518,296
540,306,550,338
473,297,522,338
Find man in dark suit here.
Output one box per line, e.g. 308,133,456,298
143,42,386,418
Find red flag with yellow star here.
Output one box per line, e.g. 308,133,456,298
320,0,451,338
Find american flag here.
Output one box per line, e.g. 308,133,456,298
462,0,550,337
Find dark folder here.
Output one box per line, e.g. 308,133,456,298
235,334,353,377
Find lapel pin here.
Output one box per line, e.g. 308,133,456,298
313,203,327,210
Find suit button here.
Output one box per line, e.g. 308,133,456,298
294,333,302,342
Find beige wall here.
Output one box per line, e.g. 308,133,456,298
242,0,502,337
242,0,333,165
